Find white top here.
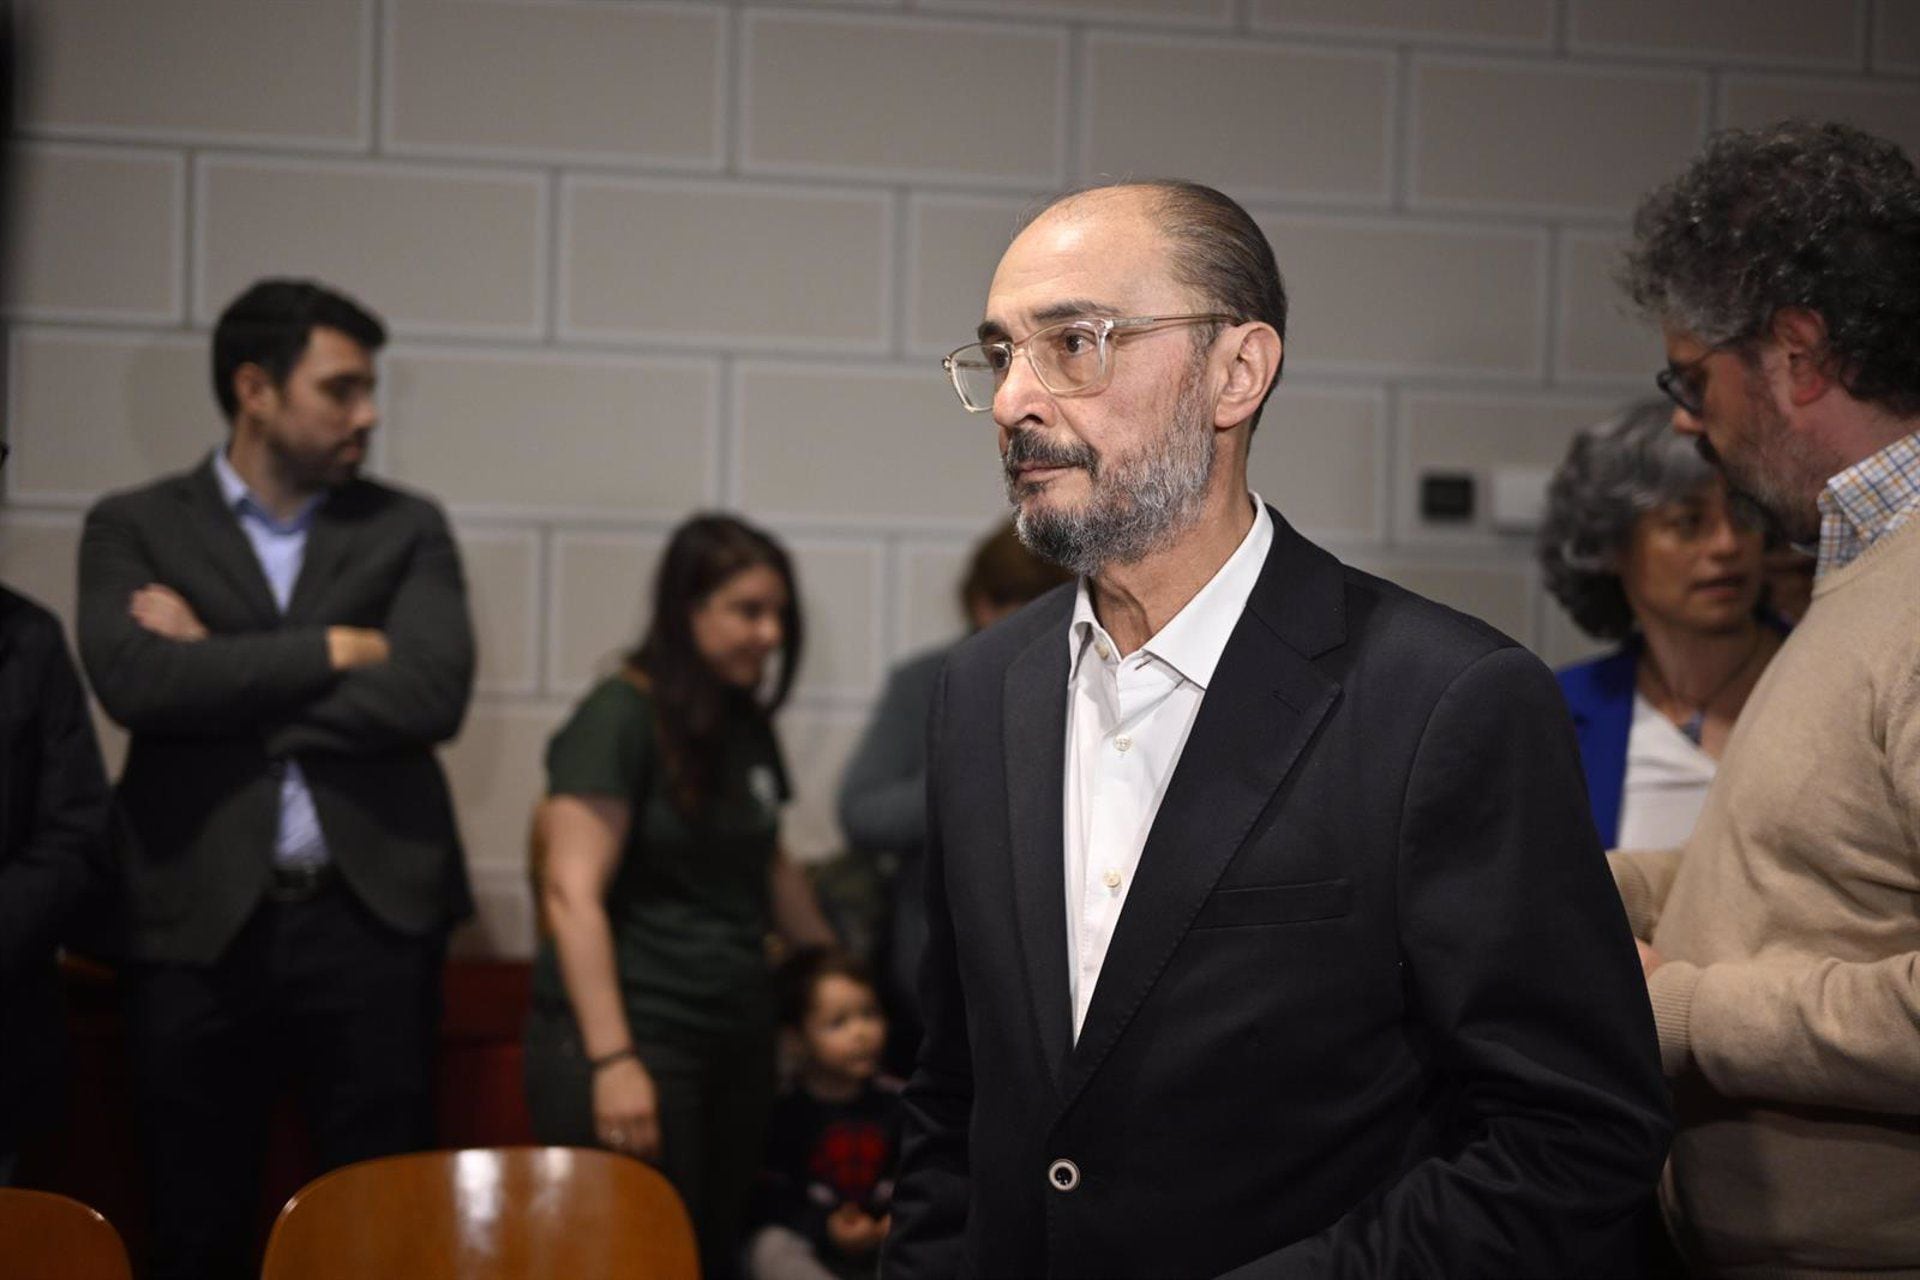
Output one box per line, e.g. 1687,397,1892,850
1062,496,1274,1040
1615,692,1719,850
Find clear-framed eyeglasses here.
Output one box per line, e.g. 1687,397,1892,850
942,313,1239,413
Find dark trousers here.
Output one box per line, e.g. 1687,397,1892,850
127,879,445,1280
524,1006,775,1280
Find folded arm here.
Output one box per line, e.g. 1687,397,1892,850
266,509,475,755
1227,647,1672,1280
78,500,337,734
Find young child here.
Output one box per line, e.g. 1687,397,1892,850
746,949,902,1280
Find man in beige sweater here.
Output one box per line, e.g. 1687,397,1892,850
1616,120,1920,1277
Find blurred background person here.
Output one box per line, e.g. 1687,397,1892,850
1,443,114,1189
836,521,1068,1072
1539,399,1783,850
525,512,837,1280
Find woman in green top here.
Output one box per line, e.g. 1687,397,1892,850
525,514,837,1279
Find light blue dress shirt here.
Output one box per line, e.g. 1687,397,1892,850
212,449,330,869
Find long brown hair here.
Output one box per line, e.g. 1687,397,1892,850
628,514,802,816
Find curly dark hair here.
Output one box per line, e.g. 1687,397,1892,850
1622,120,1920,416
1537,400,1729,640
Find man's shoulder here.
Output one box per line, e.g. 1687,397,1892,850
1331,559,1535,688
328,474,451,529
0,584,65,651
84,463,207,523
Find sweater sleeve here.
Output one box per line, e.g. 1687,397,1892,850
1606,847,1683,940
1646,657,1920,1109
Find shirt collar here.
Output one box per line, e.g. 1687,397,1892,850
1814,429,1920,575
212,447,322,534
1068,495,1274,689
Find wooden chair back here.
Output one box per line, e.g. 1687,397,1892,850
260,1146,699,1280
0,1187,133,1280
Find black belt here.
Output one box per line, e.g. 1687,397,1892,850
267,861,337,903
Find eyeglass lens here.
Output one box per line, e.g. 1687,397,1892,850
950,321,1108,410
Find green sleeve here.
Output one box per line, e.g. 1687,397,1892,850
546,679,651,800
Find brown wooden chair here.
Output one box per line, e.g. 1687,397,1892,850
0,1187,134,1280
259,1146,699,1280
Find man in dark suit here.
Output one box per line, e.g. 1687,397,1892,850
77,279,475,1280
887,182,1671,1279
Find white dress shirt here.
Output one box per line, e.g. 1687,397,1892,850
1063,496,1273,1039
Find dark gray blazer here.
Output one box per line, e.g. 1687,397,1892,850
887,509,1670,1280
78,458,475,966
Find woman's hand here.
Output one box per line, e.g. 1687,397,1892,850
593,1055,662,1162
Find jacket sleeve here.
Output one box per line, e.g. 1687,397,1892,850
1641,658,1920,1110
0,612,113,980
78,496,336,735
1224,646,1673,1280
839,658,934,853
881,663,971,1280
265,503,475,755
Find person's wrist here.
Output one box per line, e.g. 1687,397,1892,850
589,1046,639,1073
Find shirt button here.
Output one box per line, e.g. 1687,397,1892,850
1048,1159,1080,1192
1114,734,1132,753
1102,869,1122,890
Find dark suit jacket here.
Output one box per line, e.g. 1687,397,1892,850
78,458,475,966
0,587,112,1148
887,511,1671,1280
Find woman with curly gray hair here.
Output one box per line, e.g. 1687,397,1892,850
1539,399,1781,849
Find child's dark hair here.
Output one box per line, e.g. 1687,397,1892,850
774,947,877,1031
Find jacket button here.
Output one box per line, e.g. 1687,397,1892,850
1047,1158,1079,1192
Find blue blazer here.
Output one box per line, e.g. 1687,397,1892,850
1555,642,1641,849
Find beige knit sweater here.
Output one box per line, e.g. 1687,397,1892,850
1610,516,1920,1279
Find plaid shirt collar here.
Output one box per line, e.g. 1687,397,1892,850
1815,429,1920,577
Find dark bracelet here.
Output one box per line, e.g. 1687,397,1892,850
588,1046,639,1072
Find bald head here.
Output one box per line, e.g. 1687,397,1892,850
1015,181,1288,428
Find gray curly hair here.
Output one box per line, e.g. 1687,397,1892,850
1621,120,1920,416
1536,400,1726,640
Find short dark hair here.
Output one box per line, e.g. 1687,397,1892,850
1028,180,1289,430
1623,120,1920,416
1538,400,1731,640
210,278,387,421
960,519,1071,615
773,947,876,1033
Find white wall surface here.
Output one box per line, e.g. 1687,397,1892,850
5,0,1916,955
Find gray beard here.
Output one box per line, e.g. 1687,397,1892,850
1006,374,1216,577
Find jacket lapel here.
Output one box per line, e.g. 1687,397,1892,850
182,460,279,624
1059,511,1347,1107
1003,603,1076,1091
286,489,359,622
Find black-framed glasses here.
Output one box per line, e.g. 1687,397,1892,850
942,313,1239,413
1655,343,1733,418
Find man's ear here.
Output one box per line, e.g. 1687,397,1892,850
1769,307,1838,407
232,362,278,419
1213,322,1282,431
